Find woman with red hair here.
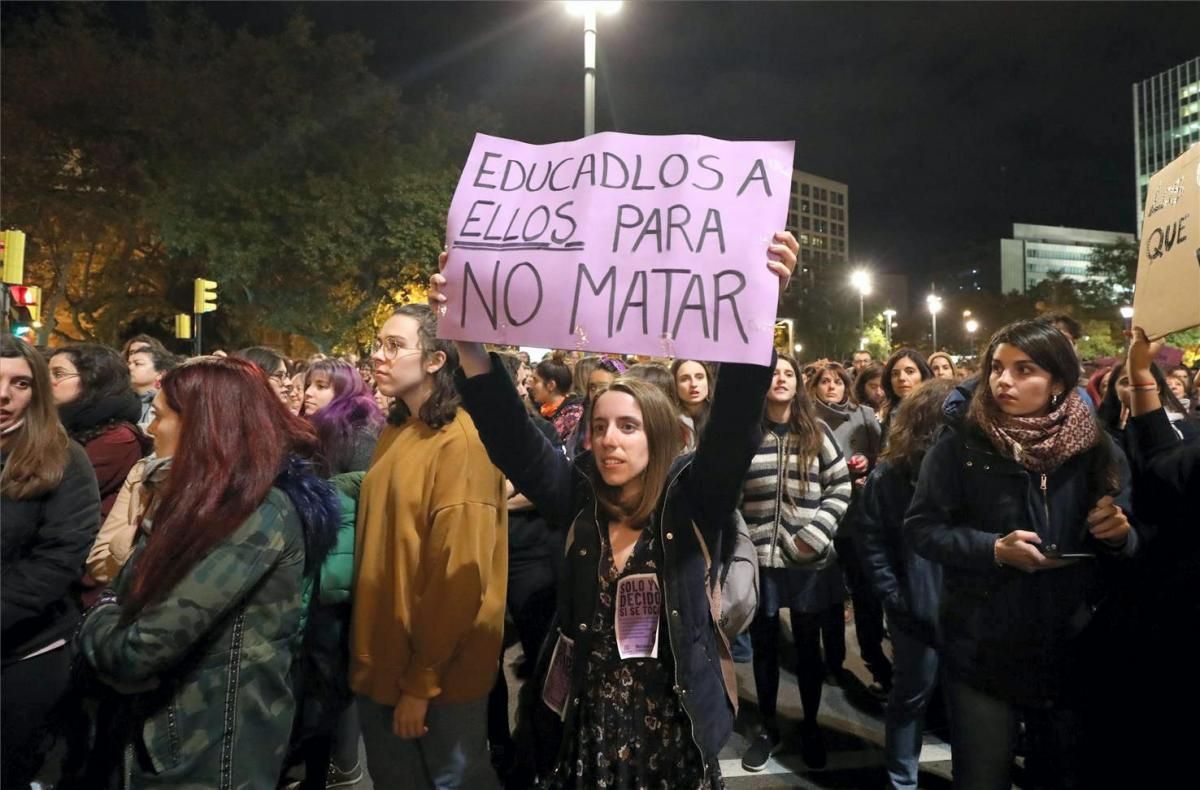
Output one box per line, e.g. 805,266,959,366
75,356,340,788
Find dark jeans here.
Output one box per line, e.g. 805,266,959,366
2,645,72,789
945,678,1084,790
836,534,892,684
750,608,832,731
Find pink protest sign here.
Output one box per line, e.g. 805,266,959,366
438,132,795,364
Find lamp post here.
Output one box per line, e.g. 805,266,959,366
882,308,896,351
850,269,872,341
965,318,979,353
926,293,943,351
565,2,622,136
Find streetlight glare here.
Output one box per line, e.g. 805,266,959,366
1119,306,1134,319
926,294,943,314
966,319,979,334
565,1,623,16
850,269,872,295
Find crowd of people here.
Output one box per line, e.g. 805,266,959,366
1,231,1197,790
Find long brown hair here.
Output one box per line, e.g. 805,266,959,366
770,355,823,480
805,361,856,406
1,336,70,499
880,378,956,475
591,377,682,525
123,357,320,616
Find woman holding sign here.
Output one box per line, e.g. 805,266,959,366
429,232,797,789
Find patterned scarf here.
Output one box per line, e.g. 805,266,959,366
982,390,1099,473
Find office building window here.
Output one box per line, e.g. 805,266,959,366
801,184,810,196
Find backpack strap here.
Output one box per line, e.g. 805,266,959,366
690,520,738,711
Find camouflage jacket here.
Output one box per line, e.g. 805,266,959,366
77,488,310,789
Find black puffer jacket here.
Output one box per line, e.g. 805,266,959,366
905,423,1137,706
2,442,101,663
858,459,941,646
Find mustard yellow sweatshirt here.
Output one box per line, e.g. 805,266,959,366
350,409,508,704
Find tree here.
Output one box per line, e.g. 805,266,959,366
1,6,173,343
1,6,500,350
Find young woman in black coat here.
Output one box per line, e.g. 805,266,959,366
428,232,796,788
905,320,1137,789
858,377,955,789
1,336,102,787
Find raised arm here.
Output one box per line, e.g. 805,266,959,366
454,356,577,528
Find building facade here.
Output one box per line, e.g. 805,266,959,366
786,170,848,288
1133,57,1200,231
1000,223,1135,295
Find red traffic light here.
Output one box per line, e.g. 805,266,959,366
9,285,37,306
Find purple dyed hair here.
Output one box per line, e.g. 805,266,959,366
304,358,385,474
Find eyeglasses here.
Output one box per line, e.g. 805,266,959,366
370,337,424,361
50,369,80,382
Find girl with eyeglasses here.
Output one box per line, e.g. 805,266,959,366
48,345,149,519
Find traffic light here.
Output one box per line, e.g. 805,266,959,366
193,278,218,314
773,319,793,355
6,284,40,337
8,284,40,321
1,230,27,285
174,313,192,340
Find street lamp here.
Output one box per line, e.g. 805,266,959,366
564,2,622,136
926,294,943,351
850,269,872,341
882,308,896,351
1119,305,1134,335
965,318,979,352
878,307,897,350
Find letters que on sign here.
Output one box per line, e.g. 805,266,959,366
438,132,795,364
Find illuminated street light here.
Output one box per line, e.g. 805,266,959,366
564,2,623,136
1119,306,1134,320
926,294,943,350
882,308,896,350
965,318,979,334
850,269,872,340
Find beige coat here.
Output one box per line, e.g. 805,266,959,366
86,459,147,584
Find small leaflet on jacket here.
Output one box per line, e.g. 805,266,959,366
615,572,662,660
542,632,575,720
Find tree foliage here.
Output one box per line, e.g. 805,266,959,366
1,6,498,349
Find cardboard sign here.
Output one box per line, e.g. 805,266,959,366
541,631,575,719
615,572,662,660
438,132,795,364
1133,144,1200,339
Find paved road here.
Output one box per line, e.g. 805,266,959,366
350,616,957,789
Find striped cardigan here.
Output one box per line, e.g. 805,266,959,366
739,423,852,569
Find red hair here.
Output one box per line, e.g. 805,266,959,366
123,356,319,615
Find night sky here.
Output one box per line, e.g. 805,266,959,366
23,2,1200,292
